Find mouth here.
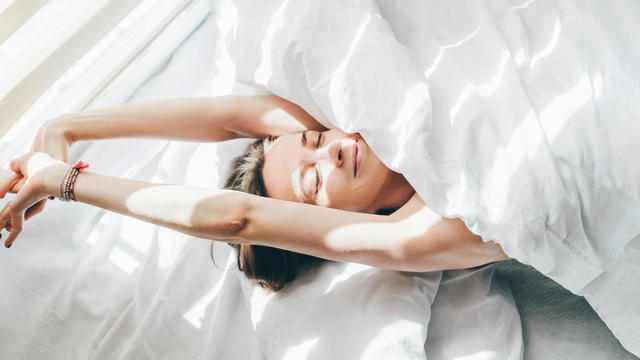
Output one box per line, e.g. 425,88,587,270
353,140,357,178
353,139,362,178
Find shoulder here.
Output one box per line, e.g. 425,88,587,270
389,192,432,221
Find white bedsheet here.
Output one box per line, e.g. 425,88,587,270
0,2,525,359
227,0,640,355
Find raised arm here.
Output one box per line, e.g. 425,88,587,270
14,96,326,225
52,161,506,271
242,192,509,271
2,153,506,271
54,95,326,143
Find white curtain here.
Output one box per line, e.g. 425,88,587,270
0,0,211,156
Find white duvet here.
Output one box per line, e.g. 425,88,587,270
1,0,637,358
227,0,640,356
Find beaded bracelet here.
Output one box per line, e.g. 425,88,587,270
51,161,90,202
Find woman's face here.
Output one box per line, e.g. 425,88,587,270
262,128,395,212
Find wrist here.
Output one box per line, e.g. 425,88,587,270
50,115,77,144
41,163,70,197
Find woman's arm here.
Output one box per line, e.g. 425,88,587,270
242,193,509,272
34,165,506,271
55,95,326,143
3,153,506,270
9,96,325,226
36,165,250,243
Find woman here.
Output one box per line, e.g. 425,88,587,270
0,95,508,291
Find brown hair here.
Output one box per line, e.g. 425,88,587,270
212,136,325,292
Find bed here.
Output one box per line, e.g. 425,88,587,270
0,0,638,359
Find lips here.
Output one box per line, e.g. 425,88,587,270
353,139,363,178
353,140,358,178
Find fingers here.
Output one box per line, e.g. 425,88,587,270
0,171,22,199
1,154,27,198
25,199,46,221
3,213,22,248
8,177,26,194
0,172,48,247
9,156,21,173
0,201,12,245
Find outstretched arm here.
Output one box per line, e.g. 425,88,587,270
54,95,326,143
243,192,509,271
1,154,507,271
19,95,327,222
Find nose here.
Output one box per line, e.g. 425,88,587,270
325,140,344,167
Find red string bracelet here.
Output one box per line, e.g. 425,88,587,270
53,161,90,202
72,161,90,170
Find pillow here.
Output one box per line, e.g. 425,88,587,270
237,260,442,359
226,0,431,171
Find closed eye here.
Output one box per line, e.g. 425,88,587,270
316,132,322,149
315,166,321,194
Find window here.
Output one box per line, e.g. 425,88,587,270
0,0,210,145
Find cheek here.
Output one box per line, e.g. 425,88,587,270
358,162,390,198
318,175,356,209
367,156,388,176
321,176,345,203
321,175,373,211
367,160,391,186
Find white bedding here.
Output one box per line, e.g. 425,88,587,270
227,0,640,356
2,0,638,358
0,2,526,359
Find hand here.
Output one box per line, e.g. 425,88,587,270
8,118,75,221
0,168,48,226
30,117,73,162
0,152,67,248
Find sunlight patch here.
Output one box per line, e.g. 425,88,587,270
540,73,591,142
119,216,154,253
282,338,319,360
255,0,290,84
529,18,561,68
454,350,498,360
449,51,510,122
183,276,225,329
324,263,369,294
108,246,139,275
424,24,483,78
